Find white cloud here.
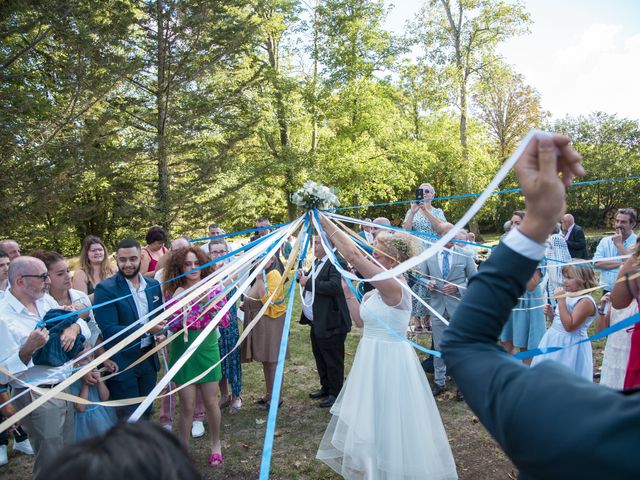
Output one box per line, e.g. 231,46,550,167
505,23,640,120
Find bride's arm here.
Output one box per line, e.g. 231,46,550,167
342,280,363,328
318,214,402,305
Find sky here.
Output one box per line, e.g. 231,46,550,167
384,0,640,120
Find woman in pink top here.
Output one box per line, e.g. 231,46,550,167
140,226,168,277
164,246,229,467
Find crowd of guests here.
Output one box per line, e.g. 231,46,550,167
0,218,281,475
0,180,637,478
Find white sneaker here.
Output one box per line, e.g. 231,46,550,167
191,420,204,438
161,424,172,432
13,439,34,455
0,445,7,466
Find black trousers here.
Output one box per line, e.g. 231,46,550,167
310,326,346,397
0,419,28,445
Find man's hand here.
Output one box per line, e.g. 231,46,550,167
298,271,309,288
611,229,624,247
149,321,166,335
102,359,119,373
442,284,459,295
20,328,49,360
60,324,81,352
515,134,584,244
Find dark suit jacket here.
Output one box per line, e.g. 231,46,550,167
441,242,640,480
94,273,162,372
565,224,588,259
299,257,351,339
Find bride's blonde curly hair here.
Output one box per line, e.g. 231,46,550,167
375,232,419,263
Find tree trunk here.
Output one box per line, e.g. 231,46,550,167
266,32,295,221
156,0,171,229
310,3,319,153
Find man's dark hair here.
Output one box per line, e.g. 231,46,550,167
44,421,202,480
117,238,141,251
617,208,637,225
513,210,525,220
208,223,219,230
0,249,7,259
145,226,168,245
257,216,270,224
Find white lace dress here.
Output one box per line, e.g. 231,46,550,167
316,288,458,480
600,302,638,389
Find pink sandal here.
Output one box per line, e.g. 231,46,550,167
209,452,223,467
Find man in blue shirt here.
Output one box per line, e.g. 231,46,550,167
593,208,637,292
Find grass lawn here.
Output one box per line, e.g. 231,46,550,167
3,228,612,479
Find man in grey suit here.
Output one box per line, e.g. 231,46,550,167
423,222,477,398
441,134,640,479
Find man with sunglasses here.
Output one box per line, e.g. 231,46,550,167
0,256,91,477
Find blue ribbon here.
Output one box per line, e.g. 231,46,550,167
514,311,640,360
331,175,640,212
36,227,284,328
259,221,311,480
190,222,289,244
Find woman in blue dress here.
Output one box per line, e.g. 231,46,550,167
208,239,243,413
500,264,547,364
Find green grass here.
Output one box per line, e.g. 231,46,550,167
8,285,614,480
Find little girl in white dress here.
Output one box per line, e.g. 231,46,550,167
531,264,598,381
317,216,458,480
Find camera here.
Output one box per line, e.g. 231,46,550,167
415,188,424,201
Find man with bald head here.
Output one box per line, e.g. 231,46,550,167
0,240,20,260
422,222,477,399
0,256,91,476
561,213,588,259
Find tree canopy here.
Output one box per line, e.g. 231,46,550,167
0,0,636,255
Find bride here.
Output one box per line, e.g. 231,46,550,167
316,215,458,480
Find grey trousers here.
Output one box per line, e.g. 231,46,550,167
12,387,75,479
431,313,449,387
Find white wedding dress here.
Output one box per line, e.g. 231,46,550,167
317,288,458,479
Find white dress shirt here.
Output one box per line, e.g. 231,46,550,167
125,274,153,347
301,255,329,322
503,228,547,260
563,223,575,241
0,289,90,386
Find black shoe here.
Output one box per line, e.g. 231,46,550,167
455,389,464,402
421,357,434,374
309,389,328,400
431,384,444,397
318,395,336,408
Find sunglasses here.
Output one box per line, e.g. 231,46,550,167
22,273,50,281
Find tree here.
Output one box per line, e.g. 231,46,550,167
473,62,547,159
553,112,640,227
412,0,530,162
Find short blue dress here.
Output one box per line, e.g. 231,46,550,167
69,380,117,441
500,283,547,350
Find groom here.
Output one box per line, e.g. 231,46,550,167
298,237,351,408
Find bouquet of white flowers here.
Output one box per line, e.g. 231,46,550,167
291,180,340,210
